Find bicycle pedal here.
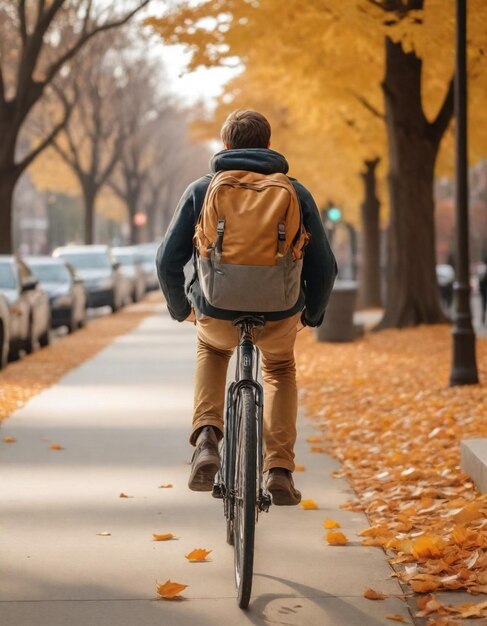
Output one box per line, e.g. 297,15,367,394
212,483,224,499
259,493,272,512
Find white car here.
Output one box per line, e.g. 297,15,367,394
111,247,146,302
136,243,159,291
53,245,125,312
0,292,10,368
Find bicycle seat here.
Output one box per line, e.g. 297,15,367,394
232,315,266,329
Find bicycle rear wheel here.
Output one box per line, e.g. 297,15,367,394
234,387,257,609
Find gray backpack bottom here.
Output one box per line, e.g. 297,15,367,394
198,250,302,312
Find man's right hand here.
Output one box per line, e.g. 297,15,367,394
185,308,196,323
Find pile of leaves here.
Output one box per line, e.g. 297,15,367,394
0,294,160,423
296,325,487,601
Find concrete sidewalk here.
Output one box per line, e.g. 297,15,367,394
0,307,413,625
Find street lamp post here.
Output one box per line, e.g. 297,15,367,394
449,0,479,386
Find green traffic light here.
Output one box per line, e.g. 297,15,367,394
327,207,342,222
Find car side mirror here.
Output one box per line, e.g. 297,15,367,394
112,262,121,271
21,277,38,292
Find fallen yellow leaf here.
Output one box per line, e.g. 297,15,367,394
3,436,16,443
185,548,211,562
425,618,458,626
156,579,188,600
49,444,64,450
294,465,305,472
364,587,387,600
119,492,133,498
152,533,175,541
300,499,318,510
386,615,407,623
453,502,483,524
326,531,348,545
158,484,173,488
359,525,390,538
410,579,439,593
306,436,322,443
411,535,446,559
96,531,111,536
323,518,341,529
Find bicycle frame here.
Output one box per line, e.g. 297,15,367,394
213,318,271,522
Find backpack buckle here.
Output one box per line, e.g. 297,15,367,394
214,219,225,273
278,223,286,254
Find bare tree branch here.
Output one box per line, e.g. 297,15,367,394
351,90,385,120
43,1,151,87
98,132,125,187
0,59,5,105
36,0,47,22
107,177,125,199
51,138,77,171
37,0,66,34
82,0,94,35
428,77,454,145
17,100,73,173
18,1,28,43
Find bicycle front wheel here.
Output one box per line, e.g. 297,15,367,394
234,387,257,609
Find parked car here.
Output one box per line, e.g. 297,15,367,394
52,245,125,312
136,243,159,291
0,256,51,360
25,257,87,333
111,247,146,302
0,292,10,369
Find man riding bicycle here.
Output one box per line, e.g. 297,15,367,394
157,109,337,506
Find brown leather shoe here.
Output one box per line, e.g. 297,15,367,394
188,426,220,492
266,468,302,506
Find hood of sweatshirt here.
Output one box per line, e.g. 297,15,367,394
210,148,289,175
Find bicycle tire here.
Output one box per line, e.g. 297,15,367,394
234,387,257,609
226,518,234,545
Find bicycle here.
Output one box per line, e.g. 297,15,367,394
212,314,272,609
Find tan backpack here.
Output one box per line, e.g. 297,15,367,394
193,169,309,312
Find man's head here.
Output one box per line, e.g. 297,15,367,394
220,109,271,150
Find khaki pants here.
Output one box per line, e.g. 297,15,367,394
191,313,300,473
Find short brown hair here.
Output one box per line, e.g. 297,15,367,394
221,110,271,149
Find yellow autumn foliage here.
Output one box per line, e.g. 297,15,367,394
148,0,487,224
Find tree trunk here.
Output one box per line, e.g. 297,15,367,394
129,212,137,246
0,172,18,254
145,204,156,242
358,158,382,309
379,37,446,328
82,182,97,245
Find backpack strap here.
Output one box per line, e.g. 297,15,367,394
214,219,225,273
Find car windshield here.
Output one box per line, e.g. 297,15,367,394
59,252,111,270
114,253,136,266
0,262,17,289
30,264,70,284
140,251,156,264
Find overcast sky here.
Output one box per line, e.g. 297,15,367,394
159,44,238,105
141,0,239,106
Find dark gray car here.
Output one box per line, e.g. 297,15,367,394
26,257,87,333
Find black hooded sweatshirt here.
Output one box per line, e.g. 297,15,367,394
156,148,337,326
